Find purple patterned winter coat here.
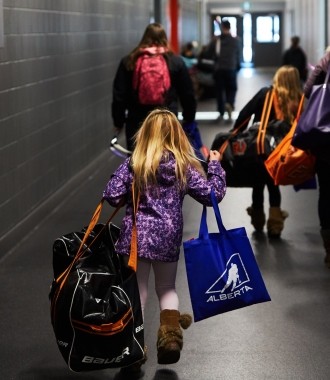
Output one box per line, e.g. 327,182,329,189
103,154,226,262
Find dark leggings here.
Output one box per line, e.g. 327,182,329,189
252,173,281,209
316,158,330,229
214,69,237,115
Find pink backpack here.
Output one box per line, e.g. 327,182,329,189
133,47,171,105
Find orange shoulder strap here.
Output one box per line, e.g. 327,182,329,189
128,182,139,272
218,116,250,156
256,89,274,155
51,200,123,321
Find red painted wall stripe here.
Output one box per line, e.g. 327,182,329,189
169,0,179,53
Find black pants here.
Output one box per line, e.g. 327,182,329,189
251,171,281,209
316,158,330,229
214,69,237,115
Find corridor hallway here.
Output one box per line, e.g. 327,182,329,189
1,68,330,380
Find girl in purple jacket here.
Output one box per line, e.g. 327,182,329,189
103,109,226,375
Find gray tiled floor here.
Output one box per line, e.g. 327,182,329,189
1,68,330,380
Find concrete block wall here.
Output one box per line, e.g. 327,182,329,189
1,0,327,254
0,0,152,246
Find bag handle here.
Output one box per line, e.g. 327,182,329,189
55,182,140,287
218,89,273,157
296,94,305,119
51,199,124,323
199,190,226,239
55,200,123,286
324,64,330,85
286,94,305,139
256,89,274,155
128,183,140,272
218,116,251,156
51,187,140,317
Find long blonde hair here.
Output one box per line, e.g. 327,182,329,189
272,65,303,123
131,109,204,193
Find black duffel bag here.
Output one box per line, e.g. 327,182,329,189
211,89,290,188
211,119,290,187
211,125,267,187
49,200,144,372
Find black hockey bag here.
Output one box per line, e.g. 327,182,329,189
49,200,144,372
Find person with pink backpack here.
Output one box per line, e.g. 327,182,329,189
112,23,197,152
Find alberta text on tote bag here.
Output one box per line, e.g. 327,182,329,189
183,192,271,322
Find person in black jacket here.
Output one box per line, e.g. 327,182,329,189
282,36,308,82
112,23,197,152
233,66,303,237
210,20,242,121
303,47,330,267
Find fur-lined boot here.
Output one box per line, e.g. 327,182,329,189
267,207,289,238
157,309,192,365
320,229,330,268
246,206,266,232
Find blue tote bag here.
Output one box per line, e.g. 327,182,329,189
183,191,271,322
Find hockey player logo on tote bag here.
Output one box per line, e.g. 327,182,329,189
206,253,252,301
183,191,271,322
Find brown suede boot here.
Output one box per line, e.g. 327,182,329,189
267,207,289,238
157,309,192,365
246,206,266,232
320,229,330,268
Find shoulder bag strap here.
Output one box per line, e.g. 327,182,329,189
325,64,330,84
51,199,123,321
256,89,274,155
296,93,305,119
286,94,306,139
273,92,305,122
218,116,251,156
272,92,284,120
128,181,139,272
55,200,123,286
